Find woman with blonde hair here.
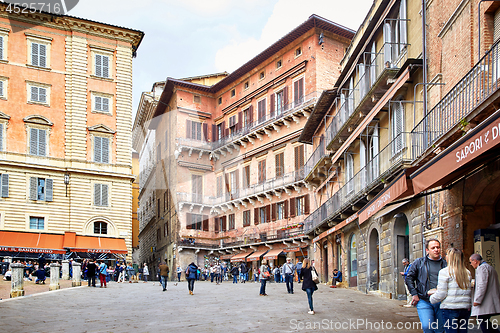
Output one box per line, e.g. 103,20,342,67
259,259,270,296
299,258,318,315
430,248,472,333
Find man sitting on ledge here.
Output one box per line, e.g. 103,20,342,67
331,269,342,288
35,267,46,284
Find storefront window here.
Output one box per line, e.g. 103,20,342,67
349,234,357,277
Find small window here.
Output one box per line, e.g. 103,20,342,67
259,71,265,80
0,80,5,99
30,86,47,104
95,54,110,78
29,128,47,156
29,177,53,202
94,96,110,113
231,89,235,97
277,202,285,220
243,210,251,227
295,47,302,57
31,42,47,68
228,214,235,230
94,221,107,234
276,59,282,69
0,34,5,61
218,97,222,105
30,217,44,230
94,183,109,207
193,95,201,103
187,213,202,230
94,136,110,164
244,81,249,90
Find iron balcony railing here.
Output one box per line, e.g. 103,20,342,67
221,228,305,248
304,136,326,178
325,42,408,147
412,40,500,159
176,192,216,206
304,132,417,233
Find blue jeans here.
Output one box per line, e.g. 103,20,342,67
416,299,444,333
285,274,294,293
297,270,302,282
305,288,315,311
441,308,471,333
259,279,267,295
160,276,167,290
233,275,238,283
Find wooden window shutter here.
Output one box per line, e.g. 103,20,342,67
45,178,53,202
304,194,310,214
221,121,226,138
290,198,296,217
271,203,277,221
101,184,108,206
249,105,254,124
186,120,192,138
222,216,227,231
212,124,216,142
299,145,304,168
203,123,208,141
266,205,271,223
235,170,239,190
284,200,289,219
225,173,230,193
1,173,8,198
294,146,299,171
294,80,299,104
214,217,219,232
29,177,37,200
270,94,275,117
254,207,259,225
202,215,209,231
186,213,192,229
298,78,304,101
94,184,101,206
238,112,242,130
102,137,109,164
283,86,289,110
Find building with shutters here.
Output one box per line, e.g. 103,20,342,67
300,0,500,299
0,5,143,261
133,15,354,277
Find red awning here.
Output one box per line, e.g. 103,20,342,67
220,253,233,260
411,109,500,194
247,250,268,261
263,248,284,260
65,235,128,254
0,231,66,254
230,251,253,262
358,170,413,224
313,213,358,243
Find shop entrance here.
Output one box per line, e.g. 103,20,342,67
348,234,357,287
394,214,409,299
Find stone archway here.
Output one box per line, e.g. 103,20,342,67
368,228,380,291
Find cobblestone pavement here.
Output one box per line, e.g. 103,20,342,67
0,279,474,333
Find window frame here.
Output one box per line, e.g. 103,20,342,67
90,46,114,80
26,34,52,69
27,81,51,106
93,135,111,164
91,92,113,115
93,221,108,235
243,210,251,227
0,77,8,100
29,176,53,202
295,46,302,58
93,182,110,207
0,28,9,62
29,216,45,230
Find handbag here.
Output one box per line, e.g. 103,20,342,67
311,268,319,284
262,271,270,279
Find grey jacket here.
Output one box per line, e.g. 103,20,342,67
471,261,500,316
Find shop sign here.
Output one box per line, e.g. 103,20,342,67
0,247,56,254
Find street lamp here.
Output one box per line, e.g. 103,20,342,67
64,173,70,197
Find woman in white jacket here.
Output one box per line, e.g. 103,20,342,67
430,248,472,333
143,263,149,283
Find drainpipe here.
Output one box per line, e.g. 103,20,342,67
422,0,430,251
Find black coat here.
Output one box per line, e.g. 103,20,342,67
406,255,447,300
300,266,318,291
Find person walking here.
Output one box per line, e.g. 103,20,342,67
87,259,97,287
406,239,447,333
176,265,182,282
143,263,149,283
231,265,239,284
283,258,296,294
469,253,500,333
240,263,248,283
214,263,221,285
400,259,412,306
430,248,472,333
159,261,169,291
186,262,198,295
98,260,107,288
259,259,270,296
296,260,303,283
299,258,318,315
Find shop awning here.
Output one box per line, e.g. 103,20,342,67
358,170,413,224
220,253,233,260
230,251,253,262
371,200,410,220
313,213,358,243
247,250,268,261
65,235,128,254
283,246,308,253
263,248,284,260
0,231,65,254
411,108,500,194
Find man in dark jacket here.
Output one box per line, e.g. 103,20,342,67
230,265,239,284
406,239,447,333
87,259,97,287
240,263,248,283
186,262,198,295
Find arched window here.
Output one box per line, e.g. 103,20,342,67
94,221,107,235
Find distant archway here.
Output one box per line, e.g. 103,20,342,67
368,229,379,291
394,213,409,298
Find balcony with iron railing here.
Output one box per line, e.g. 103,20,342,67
303,136,331,186
304,131,417,234
412,39,500,161
326,42,408,152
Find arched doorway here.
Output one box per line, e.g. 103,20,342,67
394,213,410,299
348,234,357,287
323,242,329,282
369,229,379,291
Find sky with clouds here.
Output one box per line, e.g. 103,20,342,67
69,0,374,114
